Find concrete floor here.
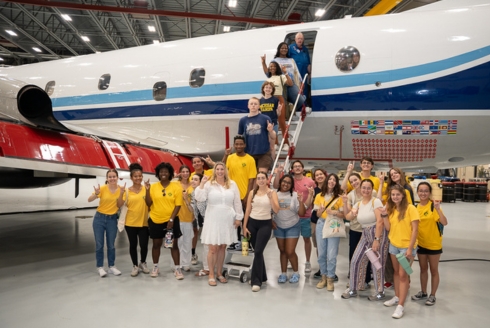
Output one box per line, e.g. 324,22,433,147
0,201,489,328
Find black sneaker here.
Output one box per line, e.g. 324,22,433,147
411,291,428,301
313,270,321,279
227,243,237,250
425,295,436,306
334,274,339,282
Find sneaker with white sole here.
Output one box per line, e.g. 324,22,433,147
183,266,191,272
131,265,139,277
252,285,261,292
139,262,150,274
411,291,428,301
368,292,386,301
392,305,404,319
108,266,121,276
341,289,358,299
425,295,436,306
289,272,300,283
191,254,198,265
305,262,311,273
384,296,399,307
282,144,290,152
278,274,287,283
150,266,159,278
98,267,107,278
174,268,184,280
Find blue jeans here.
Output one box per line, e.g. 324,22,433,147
93,211,118,267
316,218,340,278
287,84,306,111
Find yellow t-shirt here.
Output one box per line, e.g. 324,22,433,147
149,181,183,224
346,174,380,194
388,204,420,248
226,153,257,200
122,187,149,227
381,183,413,205
95,184,120,215
178,185,194,223
416,202,443,250
190,169,213,179
313,193,344,219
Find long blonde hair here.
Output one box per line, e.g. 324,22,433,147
386,184,409,220
210,162,230,189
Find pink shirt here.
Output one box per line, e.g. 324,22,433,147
293,176,316,218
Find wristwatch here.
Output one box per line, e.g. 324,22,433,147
169,219,173,222
374,237,380,241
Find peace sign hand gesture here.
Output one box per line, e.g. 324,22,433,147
119,183,126,193
93,184,101,196
144,179,151,190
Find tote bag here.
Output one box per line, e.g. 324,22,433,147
321,198,346,238
117,189,129,232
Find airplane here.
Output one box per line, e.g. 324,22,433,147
0,0,489,212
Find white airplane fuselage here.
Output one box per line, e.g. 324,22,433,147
1,0,490,173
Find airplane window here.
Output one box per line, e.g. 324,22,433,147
98,74,111,90
189,68,205,88
335,46,360,72
153,82,167,101
45,81,55,96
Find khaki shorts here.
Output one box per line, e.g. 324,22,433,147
252,151,272,172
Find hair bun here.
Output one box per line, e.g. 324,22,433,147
129,163,143,172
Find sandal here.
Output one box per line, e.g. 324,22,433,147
208,278,217,286
217,276,228,284
195,269,209,277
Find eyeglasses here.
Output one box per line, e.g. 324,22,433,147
162,188,166,196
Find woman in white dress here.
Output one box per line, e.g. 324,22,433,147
195,162,243,287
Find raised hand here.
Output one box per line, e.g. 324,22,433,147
225,147,232,155
307,186,315,197
267,121,274,132
93,184,101,195
434,200,441,209
347,161,355,172
201,175,209,185
378,172,386,182
281,65,287,74
267,189,274,199
341,192,348,204
119,183,126,193
261,54,266,63
380,205,387,216
144,179,151,190
297,192,303,203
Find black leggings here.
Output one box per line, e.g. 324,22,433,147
247,218,272,287
125,226,150,266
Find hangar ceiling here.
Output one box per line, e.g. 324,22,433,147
0,0,437,65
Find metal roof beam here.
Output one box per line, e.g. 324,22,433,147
147,0,166,42
281,0,300,21
245,0,263,30
113,0,142,46
391,0,414,13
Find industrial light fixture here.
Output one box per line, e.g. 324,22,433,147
61,14,72,21
148,26,156,32
315,9,326,17
228,0,237,8
0,57,4,61
32,47,42,53
223,26,230,32
153,40,160,44
6,30,17,36
81,36,90,42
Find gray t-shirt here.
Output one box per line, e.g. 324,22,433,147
274,191,300,229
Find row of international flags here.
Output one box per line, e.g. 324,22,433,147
350,119,457,135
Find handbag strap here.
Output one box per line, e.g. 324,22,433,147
318,196,339,216
124,189,129,205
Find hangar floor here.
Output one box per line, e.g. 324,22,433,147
0,202,489,328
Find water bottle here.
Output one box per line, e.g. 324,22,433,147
364,248,382,271
395,253,413,275
241,237,249,256
164,229,173,248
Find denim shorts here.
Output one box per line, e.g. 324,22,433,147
274,220,301,239
299,217,312,237
388,243,417,256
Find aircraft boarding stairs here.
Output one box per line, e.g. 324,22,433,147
270,74,309,179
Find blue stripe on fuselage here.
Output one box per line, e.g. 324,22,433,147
53,59,490,121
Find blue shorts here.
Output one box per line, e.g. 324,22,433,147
388,243,417,256
299,217,312,238
274,220,301,239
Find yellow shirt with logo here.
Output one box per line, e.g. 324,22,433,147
226,153,257,200
178,185,194,223
388,204,420,249
416,202,443,250
122,187,149,227
346,175,380,194
313,194,344,219
95,185,120,215
149,181,183,223
190,169,213,179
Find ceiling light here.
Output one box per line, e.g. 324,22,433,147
148,26,156,32
61,14,72,21
0,57,4,61
228,0,237,8
6,30,17,36
153,40,160,44
315,9,326,17
223,26,230,32
32,47,42,53
81,36,90,42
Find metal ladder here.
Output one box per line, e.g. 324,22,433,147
101,139,131,169
270,73,309,177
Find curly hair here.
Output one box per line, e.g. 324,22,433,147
154,162,174,180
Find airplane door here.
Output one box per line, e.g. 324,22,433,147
285,31,317,106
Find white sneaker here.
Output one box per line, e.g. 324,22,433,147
150,266,159,278
108,266,121,276
305,262,311,273
131,265,139,277
392,305,404,319
191,254,198,265
282,144,290,152
139,262,150,274
305,107,312,114
384,296,399,307
252,285,261,292
174,267,184,280
97,267,107,278
183,266,191,272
